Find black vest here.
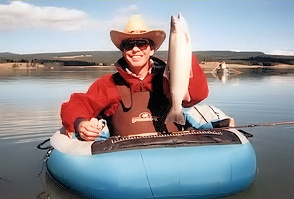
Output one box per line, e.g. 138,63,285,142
106,72,179,136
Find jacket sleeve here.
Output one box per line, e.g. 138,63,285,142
60,74,119,132
183,53,209,107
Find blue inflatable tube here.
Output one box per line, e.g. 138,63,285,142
46,128,256,199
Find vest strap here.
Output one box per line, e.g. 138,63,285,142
112,73,132,111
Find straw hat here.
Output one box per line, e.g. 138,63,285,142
110,15,166,51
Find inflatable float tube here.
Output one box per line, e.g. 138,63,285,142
46,128,256,199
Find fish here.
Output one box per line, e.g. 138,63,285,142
165,14,192,125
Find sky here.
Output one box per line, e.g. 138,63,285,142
0,0,294,55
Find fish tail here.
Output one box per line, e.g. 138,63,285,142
165,110,185,125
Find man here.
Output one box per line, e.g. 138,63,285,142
61,15,208,141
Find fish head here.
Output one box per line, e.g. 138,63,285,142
170,14,188,32
170,13,190,44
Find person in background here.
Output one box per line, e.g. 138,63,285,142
60,15,209,141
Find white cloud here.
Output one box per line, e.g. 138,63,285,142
116,4,139,14
0,2,161,33
108,4,167,33
99,5,140,32
268,49,294,56
0,1,92,31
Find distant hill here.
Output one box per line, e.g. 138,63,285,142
192,51,294,66
1,50,293,66
0,52,20,57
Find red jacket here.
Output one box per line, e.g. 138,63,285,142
61,54,209,132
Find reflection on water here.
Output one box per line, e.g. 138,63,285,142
0,67,294,199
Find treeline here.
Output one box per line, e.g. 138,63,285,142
197,56,294,66
192,51,294,66
2,59,108,67
237,56,294,66
0,51,122,67
40,60,103,67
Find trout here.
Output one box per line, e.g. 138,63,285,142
165,14,192,125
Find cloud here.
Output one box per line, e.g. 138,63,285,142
0,1,92,31
116,4,139,14
109,4,167,32
0,2,160,33
269,49,294,56
98,4,140,32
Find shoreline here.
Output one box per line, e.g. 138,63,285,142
0,62,115,69
199,62,294,69
1,62,293,71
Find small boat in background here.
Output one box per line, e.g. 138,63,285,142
212,62,242,75
211,62,242,83
45,128,256,199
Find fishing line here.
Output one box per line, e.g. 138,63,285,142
0,176,12,182
0,146,51,183
0,159,46,182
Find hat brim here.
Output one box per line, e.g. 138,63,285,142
110,30,166,51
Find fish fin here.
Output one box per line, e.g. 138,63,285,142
183,91,191,102
184,63,193,101
163,65,169,80
165,110,185,125
189,65,193,78
185,32,190,44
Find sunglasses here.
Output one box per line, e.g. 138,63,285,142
121,39,151,51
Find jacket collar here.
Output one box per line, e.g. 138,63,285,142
115,56,166,77
114,56,166,91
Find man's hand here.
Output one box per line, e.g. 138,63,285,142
77,118,104,141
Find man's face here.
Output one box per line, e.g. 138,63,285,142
121,39,155,72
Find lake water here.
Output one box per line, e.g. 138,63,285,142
0,67,294,199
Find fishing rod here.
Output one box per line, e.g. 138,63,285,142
214,121,294,130
231,121,294,129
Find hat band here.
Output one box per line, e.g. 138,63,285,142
127,30,148,34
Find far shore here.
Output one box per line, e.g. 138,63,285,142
0,62,45,69
199,61,294,70
0,62,115,70
0,61,293,72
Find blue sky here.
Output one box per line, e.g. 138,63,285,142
0,0,293,55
